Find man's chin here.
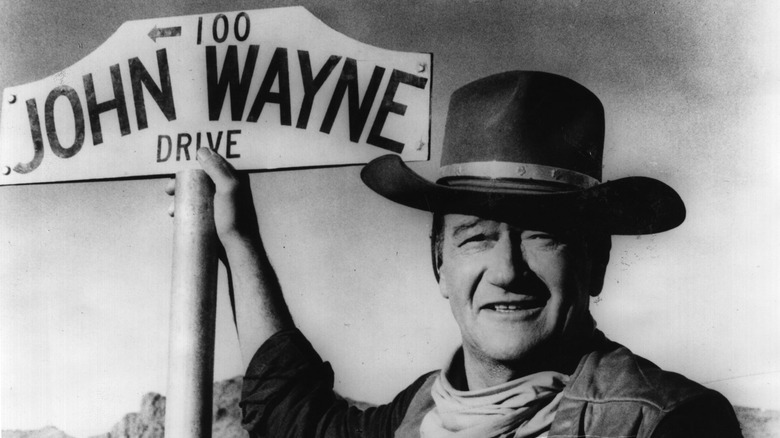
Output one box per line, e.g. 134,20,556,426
477,336,546,364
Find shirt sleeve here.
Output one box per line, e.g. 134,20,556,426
240,328,434,438
651,391,744,438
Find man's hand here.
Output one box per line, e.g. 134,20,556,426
166,147,261,247
165,147,294,367
199,147,262,245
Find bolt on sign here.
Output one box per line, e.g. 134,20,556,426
0,7,431,186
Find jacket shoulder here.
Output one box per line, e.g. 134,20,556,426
549,337,743,437
564,338,712,411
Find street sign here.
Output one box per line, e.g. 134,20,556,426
0,7,431,186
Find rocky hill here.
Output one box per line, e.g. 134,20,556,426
734,406,780,438
2,427,75,438
4,378,779,437
87,377,246,438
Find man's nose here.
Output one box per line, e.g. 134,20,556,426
486,234,529,288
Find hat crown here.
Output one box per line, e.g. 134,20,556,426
360,70,686,235
441,71,605,183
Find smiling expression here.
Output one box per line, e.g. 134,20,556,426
438,214,597,367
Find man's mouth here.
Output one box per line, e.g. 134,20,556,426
485,299,547,312
482,272,551,314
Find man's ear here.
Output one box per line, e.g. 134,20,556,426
437,264,451,299
438,278,451,299
589,235,611,297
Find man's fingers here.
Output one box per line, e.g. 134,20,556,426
166,178,175,216
197,147,238,192
165,177,176,196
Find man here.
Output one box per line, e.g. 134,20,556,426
184,71,743,437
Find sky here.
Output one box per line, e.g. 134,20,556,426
1,1,780,437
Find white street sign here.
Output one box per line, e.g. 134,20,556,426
0,7,431,185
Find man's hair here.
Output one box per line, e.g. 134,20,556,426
431,213,446,282
430,213,612,295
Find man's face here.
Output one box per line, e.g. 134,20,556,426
438,214,597,365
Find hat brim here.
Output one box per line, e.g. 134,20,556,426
360,155,686,235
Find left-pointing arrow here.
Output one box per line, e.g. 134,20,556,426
148,26,182,42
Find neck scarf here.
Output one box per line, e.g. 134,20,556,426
419,361,569,438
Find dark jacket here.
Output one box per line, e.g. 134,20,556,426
549,338,743,437
241,329,742,437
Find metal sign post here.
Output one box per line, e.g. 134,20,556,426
166,170,218,438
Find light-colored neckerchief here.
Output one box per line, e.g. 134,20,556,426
419,361,569,438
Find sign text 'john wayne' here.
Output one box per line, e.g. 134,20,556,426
0,7,431,185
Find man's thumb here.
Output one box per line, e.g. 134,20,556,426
197,147,237,191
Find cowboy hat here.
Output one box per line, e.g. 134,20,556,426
360,71,685,235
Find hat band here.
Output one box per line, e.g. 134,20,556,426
438,161,599,189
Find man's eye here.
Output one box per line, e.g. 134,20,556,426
525,233,553,240
522,232,562,247
460,234,486,246
458,231,500,247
